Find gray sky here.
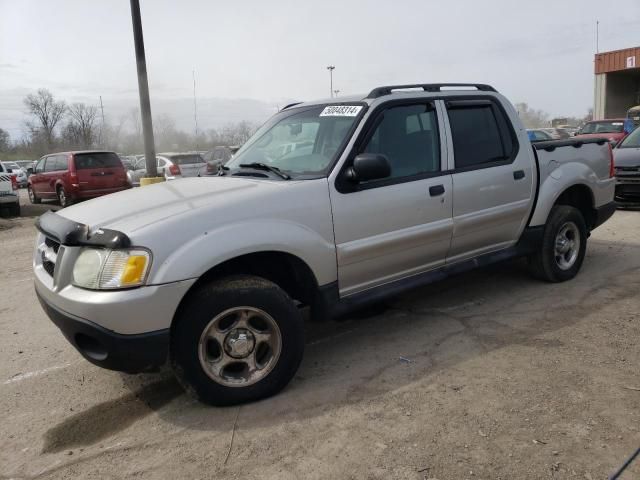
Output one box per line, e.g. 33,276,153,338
1,0,639,139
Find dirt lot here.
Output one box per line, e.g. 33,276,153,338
1,195,638,479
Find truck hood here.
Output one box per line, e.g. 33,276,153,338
56,176,293,234
614,147,640,167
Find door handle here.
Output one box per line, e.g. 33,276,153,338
513,170,525,180
429,185,445,197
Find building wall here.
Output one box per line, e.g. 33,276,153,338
594,74,607,120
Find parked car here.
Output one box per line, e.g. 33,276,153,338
203,146,234,174
14,160,36,174
0,162,20,216
28,151,130,207
129,153,207,185
527,129,553,142
33,83,615,406
541,128,571,140
574,119,634,146
613,125,640,204
1,161,28,187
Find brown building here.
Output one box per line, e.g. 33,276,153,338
594,47,640,120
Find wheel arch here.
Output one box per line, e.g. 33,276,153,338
171,250,327,333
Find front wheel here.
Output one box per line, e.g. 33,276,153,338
57,186,72,207
170,275,304,406
528,205,587,282
28,185,41,204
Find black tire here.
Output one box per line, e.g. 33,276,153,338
170,275,304,406
28,185,41,204
57,186,71,207
528,205,587,282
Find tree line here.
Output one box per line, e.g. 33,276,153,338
0,89,259,160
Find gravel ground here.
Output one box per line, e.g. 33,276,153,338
0,199,638,480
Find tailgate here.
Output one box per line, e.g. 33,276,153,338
74,153,127,190
171,154,206,177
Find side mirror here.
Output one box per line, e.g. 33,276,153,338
27,168,33,175
6,168,12,173
347,153,391,182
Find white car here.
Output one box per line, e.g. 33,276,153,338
0,162,20,216
128,153,206,185
1,162,28,188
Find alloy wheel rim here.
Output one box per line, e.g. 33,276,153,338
554,221,580,270
198,306,282,387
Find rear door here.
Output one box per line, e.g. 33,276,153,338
170,154,206,177
444,97,535,262
74,152,126,192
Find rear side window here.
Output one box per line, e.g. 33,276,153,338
55,155,68,171
74,152,122,170
447,101,516,169
170,154,204,165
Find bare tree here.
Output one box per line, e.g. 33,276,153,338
0,128,10,152
67,103,98,147
514,102,549,129
23,89,66,147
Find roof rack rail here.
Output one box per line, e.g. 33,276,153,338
367,83,497,99
281,102,302,111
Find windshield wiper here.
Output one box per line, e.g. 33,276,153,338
238,162,291,180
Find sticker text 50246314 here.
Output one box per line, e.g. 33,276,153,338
320,105,363,117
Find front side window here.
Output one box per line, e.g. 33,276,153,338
35,158,45,173
447,102,514,168
44,157,57,172
226,104,363,177
361,104,440,179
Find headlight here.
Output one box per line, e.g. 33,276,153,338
72,248,151,290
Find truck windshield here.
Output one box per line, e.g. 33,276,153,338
226,104,364,178
580,121,624,134
618,127,640,148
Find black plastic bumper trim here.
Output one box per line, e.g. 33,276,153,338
36,287,168,373
593,201,616,229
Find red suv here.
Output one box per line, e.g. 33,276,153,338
28,151,130,207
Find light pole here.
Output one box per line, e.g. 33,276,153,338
129,0,158,182
327,65,335,98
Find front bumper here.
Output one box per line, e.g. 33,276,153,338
36,288,169,372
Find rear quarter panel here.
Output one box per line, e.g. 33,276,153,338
529,142,615,226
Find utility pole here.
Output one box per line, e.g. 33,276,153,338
327,65,335,98
193,69,198,150
99,95,105,147
129,0,158,181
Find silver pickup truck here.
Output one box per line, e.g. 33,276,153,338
33,83,616,405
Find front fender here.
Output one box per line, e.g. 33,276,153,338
529,161,598,227
149,219,337,286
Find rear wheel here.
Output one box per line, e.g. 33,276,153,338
528,205,587,282
57,186,72,207
28,185,41,204
170,275,304,406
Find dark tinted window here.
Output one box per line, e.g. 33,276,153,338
74,152,122,170
44,156,57,172
55,155,68,171
362,104,440,179
448,103,513,168
170,154,204,165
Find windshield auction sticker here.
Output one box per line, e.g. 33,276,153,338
320,105,363,117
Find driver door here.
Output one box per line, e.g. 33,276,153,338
329,101,454,296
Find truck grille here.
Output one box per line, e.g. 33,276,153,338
41,237,60,277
